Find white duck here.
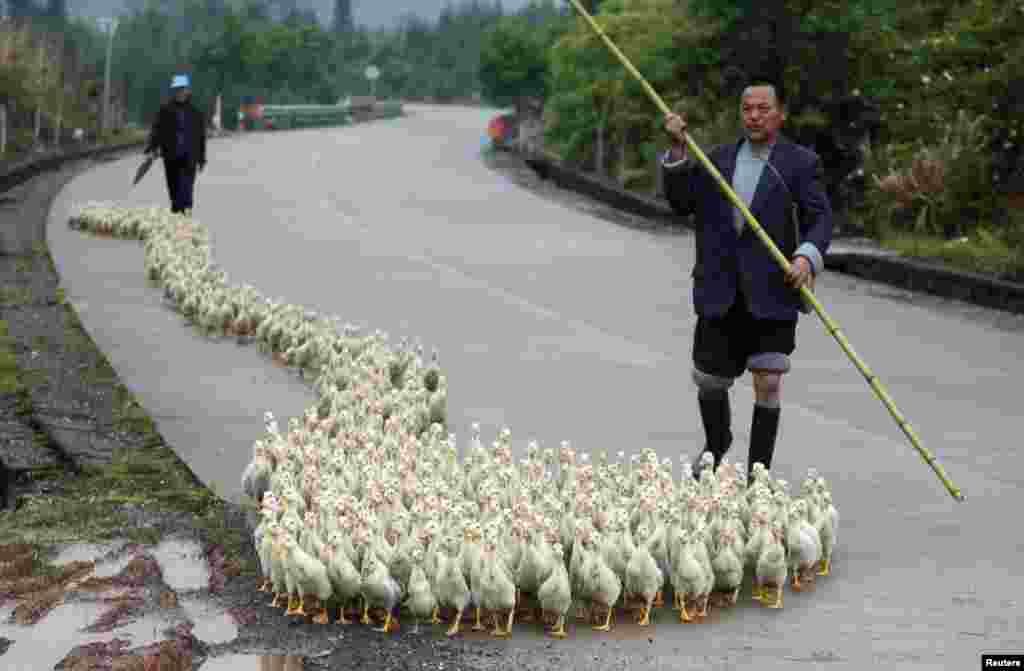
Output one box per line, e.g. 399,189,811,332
582,531,622,632
480,524,517,637
816,490,839,577
754,521,788,609
277,532,333,623
536,541,572,638
435,534,472,636
785,500,821,591
357,525,403,633
322,532,361,624
403,547,437,633
710,526,744,607
625,521,663,626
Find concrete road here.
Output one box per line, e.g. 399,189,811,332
48,104,1024,669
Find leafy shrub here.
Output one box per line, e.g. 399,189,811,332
864,109,996,239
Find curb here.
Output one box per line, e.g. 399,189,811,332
824,251,1024,314
522,149,678,224
516,148,1024,316
0,140,148,194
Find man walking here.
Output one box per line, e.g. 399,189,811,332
661,78,833,482
145,74,207,215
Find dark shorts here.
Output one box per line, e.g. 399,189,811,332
693,292,797,379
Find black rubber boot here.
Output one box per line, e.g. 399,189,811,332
695,393,732,480
747,404,781,485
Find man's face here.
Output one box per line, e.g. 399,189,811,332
173,87,190,103
741,86,785,144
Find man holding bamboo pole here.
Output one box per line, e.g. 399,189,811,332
661,78,833,482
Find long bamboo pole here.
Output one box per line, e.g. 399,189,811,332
563,0,964,502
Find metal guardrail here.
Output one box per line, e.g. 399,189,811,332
259,106,353,130
373,101,403,118
249,100,404,131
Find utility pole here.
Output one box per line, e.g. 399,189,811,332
33,39,43,143
55,31,65,148
99,17,118,136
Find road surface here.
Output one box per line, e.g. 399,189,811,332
47,104,1024,669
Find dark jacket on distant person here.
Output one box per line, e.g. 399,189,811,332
145,100,207,168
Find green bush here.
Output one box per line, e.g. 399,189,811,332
861,109,998,240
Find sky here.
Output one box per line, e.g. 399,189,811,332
349,0,534,30
67,0,538,29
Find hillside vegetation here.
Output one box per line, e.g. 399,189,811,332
481,0,1024,281
1,0,513,161
0,14,124,155
3,0,1022,280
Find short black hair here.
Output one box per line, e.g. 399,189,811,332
743,77,786,108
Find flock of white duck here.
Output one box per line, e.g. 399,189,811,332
70,203,840,639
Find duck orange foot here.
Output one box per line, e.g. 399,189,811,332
593,608,614,631
817,558,832,576
490,613,510,636
374,612,394,633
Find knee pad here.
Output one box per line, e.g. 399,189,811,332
692,367,735,397
747,352,791,375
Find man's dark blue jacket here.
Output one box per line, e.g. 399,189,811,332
662,135,833,321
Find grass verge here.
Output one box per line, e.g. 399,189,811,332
0,206,256,579
878,228,1024,281
0,320,24,395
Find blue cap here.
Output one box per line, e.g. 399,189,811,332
170,74,190,90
